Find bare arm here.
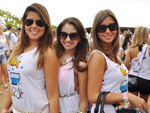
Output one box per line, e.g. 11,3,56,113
88,52,148,113
78,62,88,112
43,48,59,113
88,52,126,104
5,34,11,56
124,49,131,70
2,86,12,113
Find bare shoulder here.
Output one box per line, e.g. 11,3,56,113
78,61,87,69
89,51,105,62
45,48,57,58
44,48,58,63
88,51,106,71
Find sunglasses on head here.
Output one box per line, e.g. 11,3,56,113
24,19,45,27
96,23,118,33
59,32,80,40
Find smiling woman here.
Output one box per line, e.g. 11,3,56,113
2,3,59,113
88,9,148,113
55,17,89,113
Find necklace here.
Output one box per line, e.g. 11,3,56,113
59,57,73,66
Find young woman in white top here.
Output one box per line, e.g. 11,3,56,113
55,17,89,113
88,9,148,113
0,25,10,89
124,26,150,103
2,3,59,113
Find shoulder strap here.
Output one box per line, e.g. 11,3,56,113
8,32,12,40
137,45,148,75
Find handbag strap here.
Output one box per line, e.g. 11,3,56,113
94,92,105,113
94,92,110,113
100,92,109,113
137,45,148,76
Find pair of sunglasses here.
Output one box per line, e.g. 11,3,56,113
60,32,80,40
96,23,118,33
24,19,45,27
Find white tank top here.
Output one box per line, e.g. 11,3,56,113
0,34,6,55
129,44,150,80
8,47,49,113
58,57,79,113
88,50,128,113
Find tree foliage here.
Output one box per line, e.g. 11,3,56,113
0,9,22,31
0,9,57,31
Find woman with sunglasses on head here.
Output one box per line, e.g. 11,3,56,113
55,17,89,113
88,9,148,113
2,3,59,113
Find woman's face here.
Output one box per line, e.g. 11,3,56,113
97,16,117,45
25,11,45,42
60,23,80,52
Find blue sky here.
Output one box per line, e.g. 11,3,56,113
0,0,150,28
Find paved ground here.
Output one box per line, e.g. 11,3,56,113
0,82,150,112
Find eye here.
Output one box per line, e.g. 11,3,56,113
36,20,45,27
24,19,33,26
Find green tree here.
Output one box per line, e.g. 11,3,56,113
0,9,22,31
0,9,57,31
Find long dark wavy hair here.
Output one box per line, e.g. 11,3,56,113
91,9,120,62
55,17,89,72
7,3,53,69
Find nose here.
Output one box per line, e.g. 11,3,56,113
31,21,37,27
105,27,111,33
65,35,71,41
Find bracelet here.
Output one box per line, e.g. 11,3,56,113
77,109,87,113
2,109,10,113
122,92,128,108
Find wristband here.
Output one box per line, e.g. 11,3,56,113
122,92,128,108
2,109,10,113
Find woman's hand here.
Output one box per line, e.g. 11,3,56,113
127,93,148,113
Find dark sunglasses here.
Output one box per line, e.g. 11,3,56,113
60,32,80,40
24,19,45,27
96,23,118,33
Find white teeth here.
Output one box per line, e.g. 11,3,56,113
30,29,39,34
64,42,72,46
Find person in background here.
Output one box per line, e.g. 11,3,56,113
55,17,89,113
2,3,59,113
119,33,132,61
119,30,127,46
4,24,17,59
0,25,10,89
16,27,21,42
88,9,148,113
124,26,150,104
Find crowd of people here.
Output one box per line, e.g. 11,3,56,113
0,2,150,113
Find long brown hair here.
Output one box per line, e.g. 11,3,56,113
7,3,53,69
91,9,120,62
55,17,89,72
